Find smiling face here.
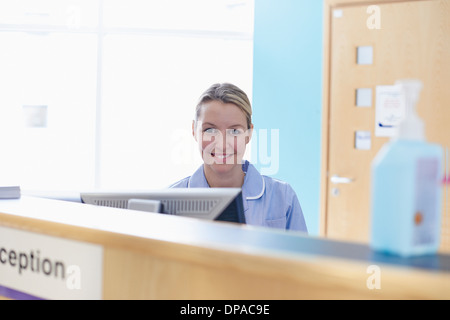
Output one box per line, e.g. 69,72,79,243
194,100,253,176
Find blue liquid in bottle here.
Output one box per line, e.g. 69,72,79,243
370,80,443,257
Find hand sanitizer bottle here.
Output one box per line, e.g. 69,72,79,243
370,79,443,256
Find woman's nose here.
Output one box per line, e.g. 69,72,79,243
213,132,227,149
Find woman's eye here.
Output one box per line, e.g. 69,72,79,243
204,128,217,134
228,129,243,135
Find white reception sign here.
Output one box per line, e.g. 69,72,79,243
0,226,103,300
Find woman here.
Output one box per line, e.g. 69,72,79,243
170,83,307,233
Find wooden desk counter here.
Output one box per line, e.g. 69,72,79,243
0,196,449,300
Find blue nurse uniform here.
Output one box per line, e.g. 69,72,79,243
170,160,308,233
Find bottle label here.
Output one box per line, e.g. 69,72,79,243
412,157,440,246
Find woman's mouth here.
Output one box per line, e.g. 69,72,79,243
211,153,234,162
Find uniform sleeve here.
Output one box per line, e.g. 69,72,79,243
285,185,308,233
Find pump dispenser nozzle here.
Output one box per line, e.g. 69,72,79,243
396,79,425,141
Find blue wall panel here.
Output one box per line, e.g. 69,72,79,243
251,0,324,234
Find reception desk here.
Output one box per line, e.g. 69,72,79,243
0,196,449,300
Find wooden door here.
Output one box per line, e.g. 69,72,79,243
323,0,450,251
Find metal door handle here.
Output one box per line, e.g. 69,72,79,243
330,175,354,184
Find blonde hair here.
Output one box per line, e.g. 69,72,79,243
195,83,252,129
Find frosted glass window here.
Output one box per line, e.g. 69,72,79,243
355,131,371,150
357,46,373,65
0,32,97,190
0,1,254,191
356,88,372,107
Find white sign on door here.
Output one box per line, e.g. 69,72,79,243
375,85,406,137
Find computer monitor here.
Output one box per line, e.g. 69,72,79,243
80,188,246,224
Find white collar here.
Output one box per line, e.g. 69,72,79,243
187,160,265,201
